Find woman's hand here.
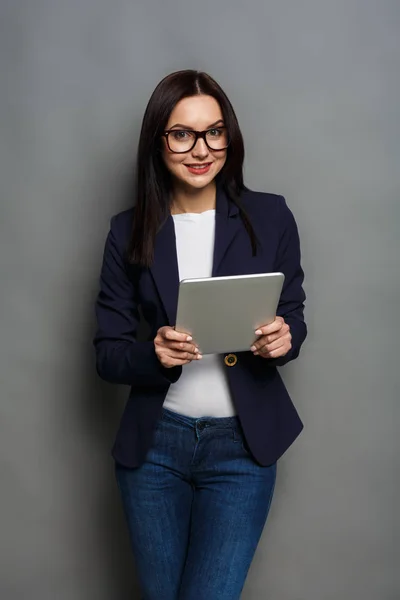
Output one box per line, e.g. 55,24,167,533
250,317,292,359
154,326,202,368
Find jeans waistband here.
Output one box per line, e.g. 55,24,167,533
161,407,241,431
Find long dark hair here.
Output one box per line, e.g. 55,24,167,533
128,70,257,267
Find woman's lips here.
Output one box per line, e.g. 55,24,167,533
185,163,212,175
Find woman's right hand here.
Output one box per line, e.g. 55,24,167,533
154,326,202,368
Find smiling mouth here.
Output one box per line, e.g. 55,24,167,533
184,162,213,171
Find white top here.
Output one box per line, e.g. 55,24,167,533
163,209,236,417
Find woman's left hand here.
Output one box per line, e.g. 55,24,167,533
250,316,292,359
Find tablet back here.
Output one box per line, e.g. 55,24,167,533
175,272,284,355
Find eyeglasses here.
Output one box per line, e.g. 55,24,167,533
163,127,230,153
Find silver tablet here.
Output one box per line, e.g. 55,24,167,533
175,272,285,355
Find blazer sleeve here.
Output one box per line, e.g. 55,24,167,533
93,216,182,387
268,196,307,367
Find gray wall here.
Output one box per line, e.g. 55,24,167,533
1,1,398,598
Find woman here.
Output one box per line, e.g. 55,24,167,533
94,70,307,600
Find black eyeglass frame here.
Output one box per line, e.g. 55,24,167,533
162,126,230,153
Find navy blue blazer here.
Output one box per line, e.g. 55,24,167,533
93,187,307,467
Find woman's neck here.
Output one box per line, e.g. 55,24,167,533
170,181,216,215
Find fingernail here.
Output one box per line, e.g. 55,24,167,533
255,330,262,335
254,351,259,355
194,348,199,353
197,354,203,359
186,336,193,341
250,345,257,352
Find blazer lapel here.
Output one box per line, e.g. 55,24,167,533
149,186,242,325
150,215,179,326
212,187,241,276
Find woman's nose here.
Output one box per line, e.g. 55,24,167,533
191,137,209,158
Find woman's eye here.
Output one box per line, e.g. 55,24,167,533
172,130,191,140
208,128,222,137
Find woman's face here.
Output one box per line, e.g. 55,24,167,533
162,95,227,192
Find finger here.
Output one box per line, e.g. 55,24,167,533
251,327,290,352
259,343,291,359
250,335,268,352
257,331,292,353
255,333,291,355
255,317,285,337
164,349,202,361
163,328,193,343
259,325,290,346
256,343,284,357
162,357,193,367
254,338,292,357
166,341,200,354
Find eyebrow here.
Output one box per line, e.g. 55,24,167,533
168,119,224,130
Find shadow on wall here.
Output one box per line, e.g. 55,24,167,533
75,136,142,597
72,144,152,597
78,313,142,598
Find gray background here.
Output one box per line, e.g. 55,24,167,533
1,1,399,598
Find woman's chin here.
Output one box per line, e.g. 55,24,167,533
175,173,215,192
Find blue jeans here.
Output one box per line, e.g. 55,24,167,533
115,408,277,600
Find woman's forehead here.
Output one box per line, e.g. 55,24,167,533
166,95,223,129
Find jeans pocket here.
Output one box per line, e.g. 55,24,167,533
233,428,252,457
241,436,252,457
